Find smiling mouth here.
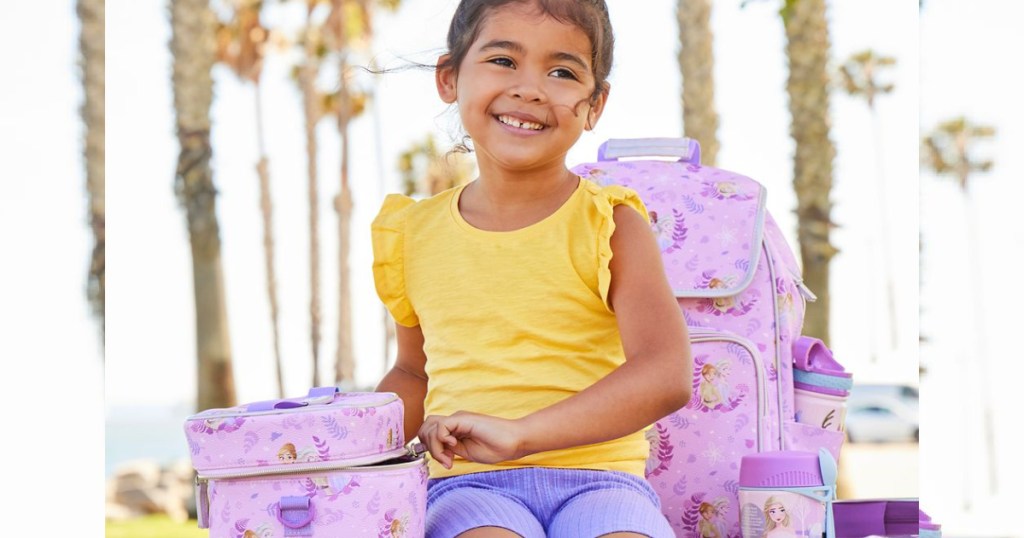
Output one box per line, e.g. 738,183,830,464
496,114,546,131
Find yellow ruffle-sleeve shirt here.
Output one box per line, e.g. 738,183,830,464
371,178,652,479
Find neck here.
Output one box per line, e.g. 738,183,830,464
458,155,580,232
472,154,575,203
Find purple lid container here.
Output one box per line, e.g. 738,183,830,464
739,451,823,488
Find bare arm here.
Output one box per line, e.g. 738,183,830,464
423,205,692,467
375,323,428,445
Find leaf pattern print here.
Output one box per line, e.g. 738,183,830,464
726,342,751,364
313,436,331,460
733,413,750,433
367,490,382,515
682,194,705,214
318,415,349,440
649,208,689,253
242,431,259,453
680,493,706,534
672,476,688,497
669,413,692,430
645,422,674,478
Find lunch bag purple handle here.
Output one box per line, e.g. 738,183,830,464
244,386,339,412
596,137,701,164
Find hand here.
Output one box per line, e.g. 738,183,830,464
418,411,526,470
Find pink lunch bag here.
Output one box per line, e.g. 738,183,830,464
572,138,845,538
183,387,427,537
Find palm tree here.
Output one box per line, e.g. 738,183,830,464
77,0,105,343
839,49,897,358
170,0,237,410
214,0,286,398
781,0,838,345
323,0,399,387
922,117,996,500
295,0,328,388
676,0,720,166
398,134,475,197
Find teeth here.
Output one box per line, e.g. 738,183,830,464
498,115,544,130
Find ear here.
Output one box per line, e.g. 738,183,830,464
585,82,610,131
436,54,458,104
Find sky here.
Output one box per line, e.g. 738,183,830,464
4,0,1021,535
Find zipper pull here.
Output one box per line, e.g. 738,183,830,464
789,269,817,302
194,474,210,529
408,442,427,458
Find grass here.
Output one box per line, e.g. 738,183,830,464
105,515,208,538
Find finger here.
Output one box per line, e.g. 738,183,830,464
420,423,451,469
436,419,460,448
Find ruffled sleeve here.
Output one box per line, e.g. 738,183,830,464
593,184,651,312
371,194,419,327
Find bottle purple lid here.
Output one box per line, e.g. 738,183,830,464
739,450,823,488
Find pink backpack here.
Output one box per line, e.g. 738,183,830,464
184,388,427,537
572,138,845,537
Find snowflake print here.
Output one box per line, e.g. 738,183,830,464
702,445,725,466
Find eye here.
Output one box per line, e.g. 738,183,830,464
550,68,579,80
488,57,515,68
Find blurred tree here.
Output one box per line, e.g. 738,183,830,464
291,0,329,388
170,0,237,410
677,0,720,166
214,0,287,398
781,0,839,345
322,0,400,387
398,135,475,197
839,50,897,358
922,116,996,498
922,117,995,191
78,0,105,344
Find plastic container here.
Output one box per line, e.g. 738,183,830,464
792,336,852,433
738,448,837,538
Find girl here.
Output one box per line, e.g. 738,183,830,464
373,1,692,536
762,497,797,538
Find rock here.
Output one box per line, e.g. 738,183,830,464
105,458,197,522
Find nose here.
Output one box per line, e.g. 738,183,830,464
508,72,546,102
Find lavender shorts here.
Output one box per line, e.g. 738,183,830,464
426,467,674,538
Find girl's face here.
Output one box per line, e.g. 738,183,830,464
767,503,787,523
436,2,606,174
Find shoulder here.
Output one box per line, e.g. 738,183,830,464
372,187,460,231
578,178,650,224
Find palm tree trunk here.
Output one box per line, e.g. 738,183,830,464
963,188,998,496
171,0,237,410
300,16,323,388
677,0,720,166
869,106,898,352
78,0,105,342
254,82,285,398
334,15,356,387
782,0,838,344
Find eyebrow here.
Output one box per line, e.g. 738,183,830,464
478,39,590,71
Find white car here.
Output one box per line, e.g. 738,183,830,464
844,394,919,443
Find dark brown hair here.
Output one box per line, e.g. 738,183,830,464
439,0,615,103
